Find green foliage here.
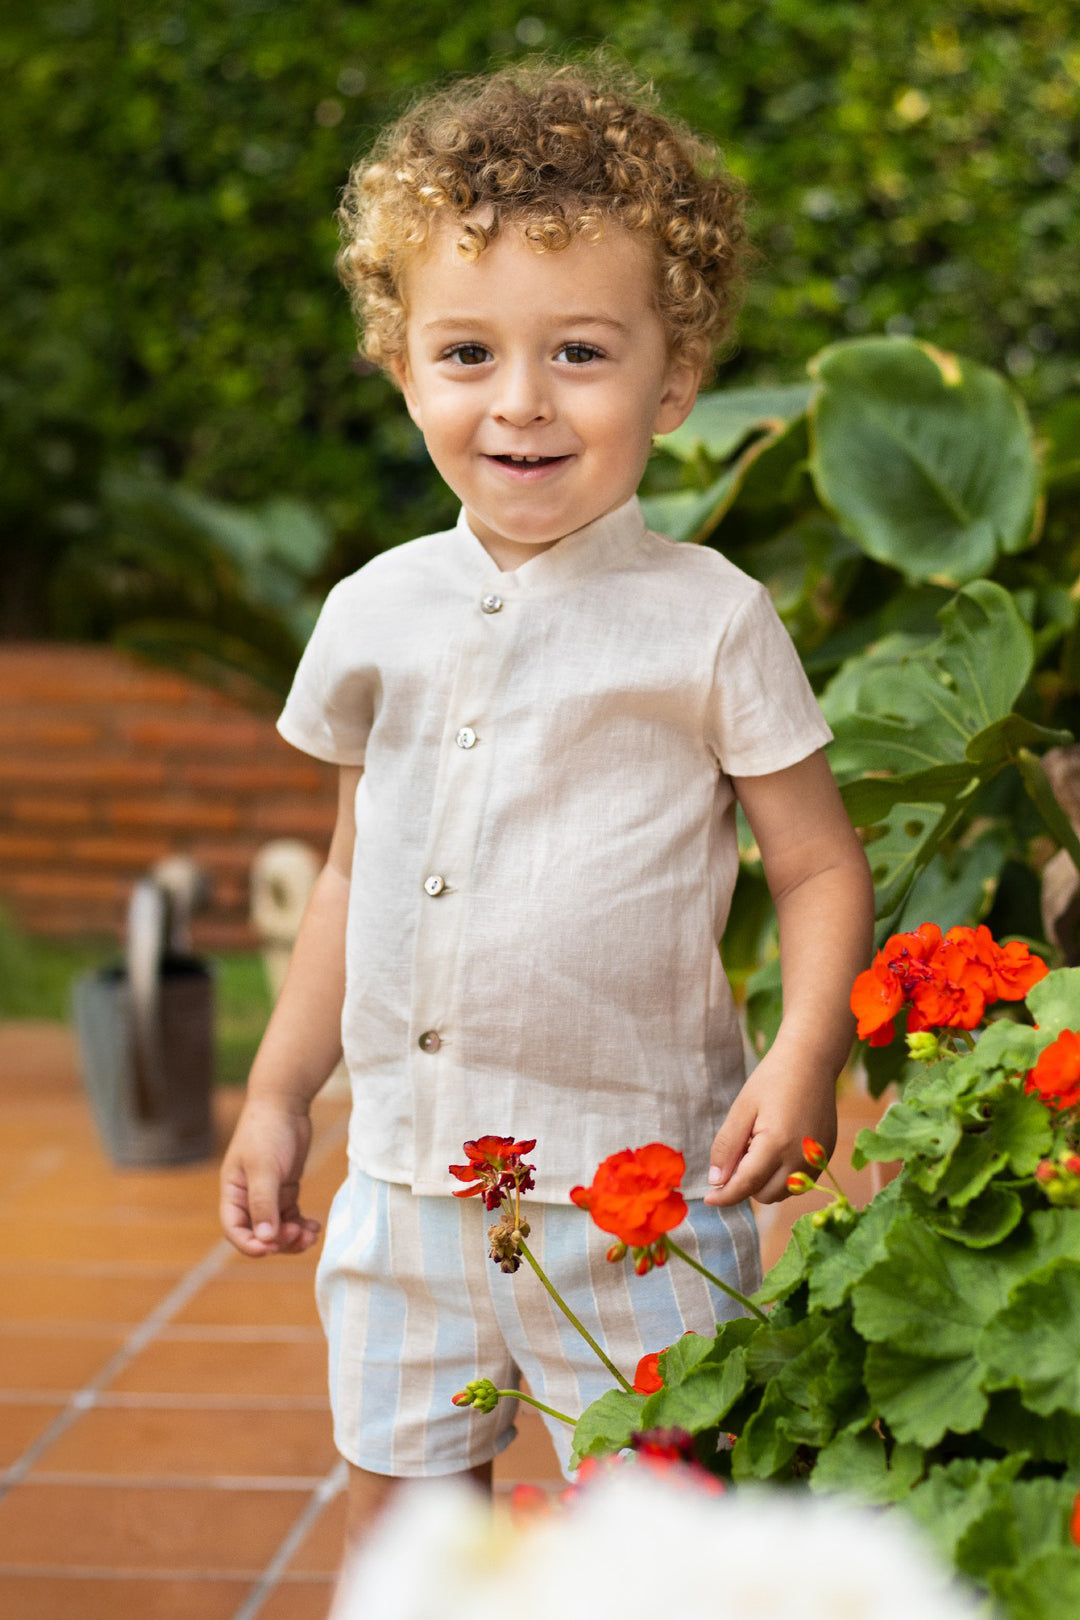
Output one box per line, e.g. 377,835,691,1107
648,333,1080,1077
3,1,1077,638
571,967,1080,1618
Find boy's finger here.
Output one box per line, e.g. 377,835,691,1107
705,1135,780,1206
707,1107,756,1191
246,1170,284,1243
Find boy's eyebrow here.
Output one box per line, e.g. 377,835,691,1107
420,314,632,335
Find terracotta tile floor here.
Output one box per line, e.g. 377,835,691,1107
0,1020,891,1619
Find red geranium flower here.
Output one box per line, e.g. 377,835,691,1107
850,923,1047,1048
633,1350,664,1395
449,1135,536,1211
570,1144,688,1247
1025,1030,1080,1112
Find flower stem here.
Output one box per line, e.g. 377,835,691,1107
666,1240,769,1322
496,1388,577,1427
517,1238,635,1393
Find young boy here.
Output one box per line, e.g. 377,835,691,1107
220,59,874,1539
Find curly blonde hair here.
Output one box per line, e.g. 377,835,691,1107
337,57,749,377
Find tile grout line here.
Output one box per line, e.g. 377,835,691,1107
230,1458,349,1620
0,1107,349,1506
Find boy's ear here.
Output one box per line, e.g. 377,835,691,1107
653,356,702,437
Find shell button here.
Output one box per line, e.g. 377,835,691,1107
481,593,503,614
423,875,446,897
455,726,477,749
418,1030,442,1054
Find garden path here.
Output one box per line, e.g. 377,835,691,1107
0,1022,890,1619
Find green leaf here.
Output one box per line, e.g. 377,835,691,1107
753,1211,818,1305
569,1389,646,1467
807,1179,907,1310
772,1316,867,1446
729,1382,799,1481
979,1257,1080,1415
984,1084,1055,1177
1027,968,1080,1039
851,1101,961,1170
809,1428,924,1504
919,1183,1024,1248
827,581,1035,782
852,1212,1039,1444
906,1455,1028,1564
991,1550,1080,1620
949,1018,1045,1088
639,469,740,544
640,1346,750,1434
809,336,1040,585
982,1390,1080,1466
863,1340,989,1445
656,1327,724,1385
659,383,813,463
959,1474,1078,1587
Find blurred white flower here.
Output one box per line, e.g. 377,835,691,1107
333,1471,986,1620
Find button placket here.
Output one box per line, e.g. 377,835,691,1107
408,579,516,1179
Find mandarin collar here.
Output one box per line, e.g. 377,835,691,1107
453,495,648,595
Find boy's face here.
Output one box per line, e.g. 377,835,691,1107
392,219,700,571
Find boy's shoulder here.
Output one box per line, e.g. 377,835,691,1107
322,523,462,607
636,525,772,611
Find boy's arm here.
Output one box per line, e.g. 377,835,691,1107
704,750,875,1207
219,764,361,1255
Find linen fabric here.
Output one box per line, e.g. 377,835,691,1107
278,495,832,1200
317,1162,761,1477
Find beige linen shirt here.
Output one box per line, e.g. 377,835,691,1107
277,495,832,1201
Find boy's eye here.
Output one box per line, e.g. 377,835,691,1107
444,343,491,366
559,342,603,364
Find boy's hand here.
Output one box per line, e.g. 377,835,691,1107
220,1098,322,1257
703,1048,838,1207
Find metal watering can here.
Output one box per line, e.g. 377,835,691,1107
73,857,215,1166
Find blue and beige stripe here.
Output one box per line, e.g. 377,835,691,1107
316,1166,760,1479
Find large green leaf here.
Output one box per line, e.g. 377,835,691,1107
639,469,740,544
906,1456,1028,1564
809,1428,924,1504
659,383,812,464
851,1214,1038,1444
1027,967,1080,1038
979,1258,1080,1416
809,336,1040,585
992,1550,1080,1620
569,1389,646,1467
823,580,1073,926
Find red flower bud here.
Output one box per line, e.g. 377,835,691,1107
1071,1487,1080,1548
1035,1159,1058,1186
802,1137,828,1171
652,1240,668,1267
634,1251,653,1276
451,1390,470,1406
786,1171,815,1195
606,1240,628,1263
1064,1153,1080,1177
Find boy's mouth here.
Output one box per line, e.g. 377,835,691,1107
488,453,570,466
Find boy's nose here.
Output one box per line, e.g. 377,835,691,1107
491,360,553,427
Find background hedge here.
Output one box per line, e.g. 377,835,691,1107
3,0,1077,634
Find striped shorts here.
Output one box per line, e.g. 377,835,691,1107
315,1164,760,1479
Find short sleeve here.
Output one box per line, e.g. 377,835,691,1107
706,584,833,776
276,582,374,766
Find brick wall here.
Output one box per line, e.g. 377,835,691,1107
0,645,337,950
